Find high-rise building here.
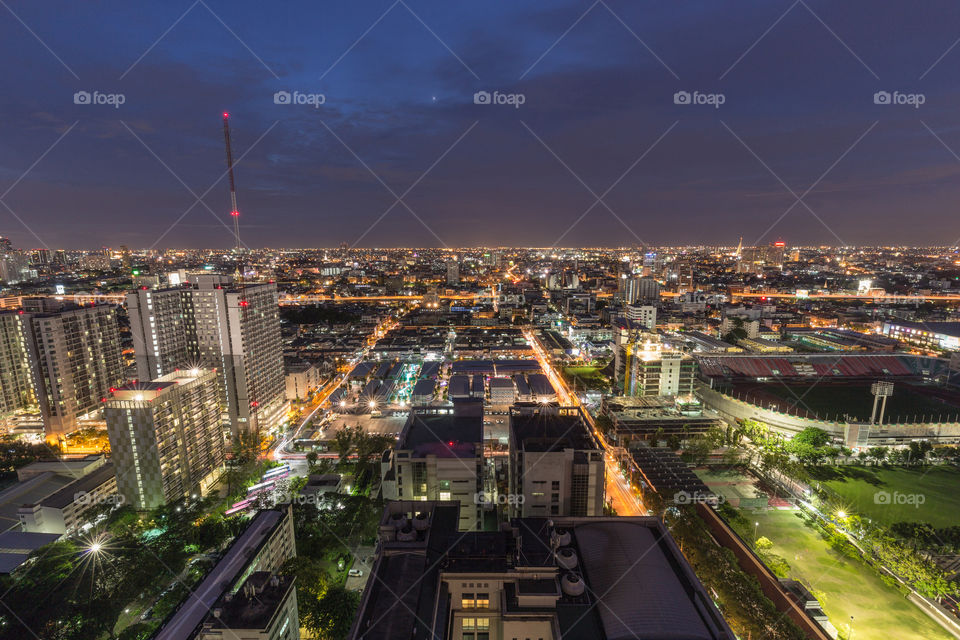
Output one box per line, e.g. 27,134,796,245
508,405,605,518
613,326,696,398
126,276,286,438
446,258,459,285
0,313,37,417
11,302,124,437
105,369,225,510
127,287,195,380
351,502,735,640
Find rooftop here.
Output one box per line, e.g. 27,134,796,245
400,409,482,458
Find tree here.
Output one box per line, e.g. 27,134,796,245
867,447,887,466
792,427,830,448
314,585,362,640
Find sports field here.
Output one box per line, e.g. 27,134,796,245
733,381,960,423
807,465,960,529
745,509,952,640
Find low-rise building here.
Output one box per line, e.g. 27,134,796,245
155,505,296,640
18,462,118,535
198,572,299,640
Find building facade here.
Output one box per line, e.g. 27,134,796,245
105,369,225,510
508,405,604,518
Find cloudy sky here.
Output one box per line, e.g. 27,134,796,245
2,0,960,249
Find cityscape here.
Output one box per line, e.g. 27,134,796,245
3,2,960,640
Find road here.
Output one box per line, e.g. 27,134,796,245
523,329,646,516
270,316,399,465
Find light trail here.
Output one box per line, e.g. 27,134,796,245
523,329,646,516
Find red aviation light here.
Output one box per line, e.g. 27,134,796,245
239,300,249,307
231,211,239,217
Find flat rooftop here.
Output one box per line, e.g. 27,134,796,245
400,412,482,458
510,408,598,452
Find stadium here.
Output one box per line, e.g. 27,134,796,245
694,353,960,446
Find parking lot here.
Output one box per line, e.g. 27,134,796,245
323,412,407,439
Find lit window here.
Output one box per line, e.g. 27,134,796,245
462,594,475,609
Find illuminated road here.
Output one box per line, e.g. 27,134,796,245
271,317,398,463
523,329,646,516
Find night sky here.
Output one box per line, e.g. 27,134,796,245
2,0,960,249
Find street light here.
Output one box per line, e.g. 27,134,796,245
754,522,759,540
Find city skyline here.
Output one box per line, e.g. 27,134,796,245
3,1,960,248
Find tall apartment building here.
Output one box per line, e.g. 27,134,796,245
0,302,123,437
380,402,484,531
126,276,286,438
104,369,225,510
127,287,195,380
0,313,36,417
508,405,604,518
29,303,124,436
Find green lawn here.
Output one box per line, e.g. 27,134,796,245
808,465,960,529
746,509,953,640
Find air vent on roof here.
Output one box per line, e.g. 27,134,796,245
556,547,578,570
561,573,585,597
397,524,416,542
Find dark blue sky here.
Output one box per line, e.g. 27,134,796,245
2,0,960,249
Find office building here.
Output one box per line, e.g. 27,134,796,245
508,405,604,518
350,501,734,640
156,506,296,640
446,258,459,285
625,303,656,329
380,403,483,531
105,369,225,510
127,277,286,437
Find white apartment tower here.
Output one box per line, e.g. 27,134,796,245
105,369,225,510
10,302,124,438
126,276,286,438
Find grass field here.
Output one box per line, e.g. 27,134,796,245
807,465,960,529
752,383,959,423
745,509,953,640
563,364,609,391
